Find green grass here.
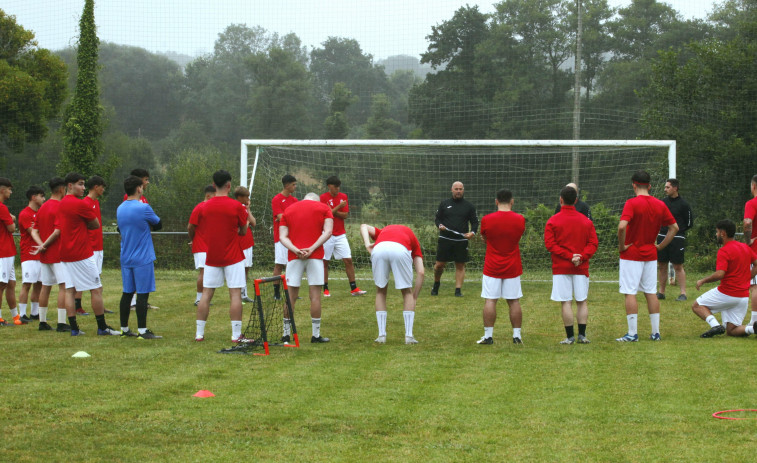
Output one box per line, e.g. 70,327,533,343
2,269,757,462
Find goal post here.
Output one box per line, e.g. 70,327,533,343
240,139,676,281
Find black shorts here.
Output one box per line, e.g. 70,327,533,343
657,235,685,265
435,238,469,263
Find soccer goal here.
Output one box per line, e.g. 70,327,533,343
241,139,676,281
219,275,299,355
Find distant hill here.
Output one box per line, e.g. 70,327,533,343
159,51,195,70
377,54,435,78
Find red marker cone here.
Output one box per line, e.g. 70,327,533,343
193,390,215,398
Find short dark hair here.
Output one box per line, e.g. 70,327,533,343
326,175,341,187
25,186,45,200
666,178,679,189
123,175,144,196
86,175,106,189
48,177,66,192
631,170,651,185
130,168,150,179
560,186,577,205
496,188,512,204
0,177,11,188
282,174,296,186
752,174,757,185
204,184,217,194
716,219,736,238
213,170,232,188
64,172,86,185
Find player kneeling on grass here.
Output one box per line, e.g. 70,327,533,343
279,193,333,343
117,176,163,339
360,223,424,344
693,219,757,338
545,186,598,345
477,188,526,345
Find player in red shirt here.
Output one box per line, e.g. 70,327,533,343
477,188,526,345
279,193,334,343
36,173,119,336
233,186,256,303
188,184,216,305
0,177,18,327
742,174,757,325
17,186,46,324
360,223,424,344
189,170,250,343
693,219,757,338
321,176,365,297
272,174,298,299
32,177,70,331
544,185,598,344
74,175,107,315
616,170,678,342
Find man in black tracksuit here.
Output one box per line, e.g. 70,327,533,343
431,181,479,297
656,178,694,301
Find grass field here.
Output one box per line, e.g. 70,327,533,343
2,269,757,462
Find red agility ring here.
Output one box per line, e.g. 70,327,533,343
712,409,757,420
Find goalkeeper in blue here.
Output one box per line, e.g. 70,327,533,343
117,175,163,339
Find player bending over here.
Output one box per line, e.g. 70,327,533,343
693,219,757,338
360,223,424,344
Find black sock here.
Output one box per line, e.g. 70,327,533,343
578,324,587,337
455,287,462,293
75,298,82,310
273,284,280,296
120,292,132,328
432,281,440,290
349,281,357,291
565,325,575,338
136,294,149,329
323,283,329,291
68,316,79,331
95,314,107,331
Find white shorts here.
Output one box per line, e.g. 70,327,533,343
204,261,245,289
193,252,206,270
21,260,42,284
40,262,67,287
274,242,288,265
286,258,324,287
619,259,657,295
697,288,748,326
62,257,102,291
751,264,756,286
93,250,103,274
371,242,413,289
323,234,352,260
481,275,523,300
0,256,16,284
551,274,589,302
243,246,253,268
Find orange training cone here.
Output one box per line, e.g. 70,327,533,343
193,390,215,398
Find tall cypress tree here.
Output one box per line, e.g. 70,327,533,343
59,0,102,177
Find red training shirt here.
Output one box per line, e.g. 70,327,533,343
189,201,209,253
716,240,757,297
544,205,598,277
374,225,423,259
239,225,254,250
83,196,103,252
272,193,298,242
196,196,248,267
320,192,349,236
56,194,97,263
36,198,61,264
0,202,15,258
620,195,676,262
480,210,525,279
279,201,333,261
744,196,757,253
18,206,40,262
123,194,148,204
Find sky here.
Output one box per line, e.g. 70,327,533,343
4,0,722,61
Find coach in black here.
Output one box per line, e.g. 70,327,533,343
656,178,694,301
431,181,478,297
555,182,593,221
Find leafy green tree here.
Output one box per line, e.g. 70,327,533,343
0,10,67,153
59,0,104,177
324,82,357,138
366,94,401,139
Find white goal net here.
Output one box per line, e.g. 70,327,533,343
241,140,675,281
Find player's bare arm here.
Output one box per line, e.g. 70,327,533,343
238,223,247,236
696,269,725,291
360,224,376,253
752,259,757,279
617,220,631,253
187,222,196,242
656,223,679,250
744,218,753,245
247,210,256,227
29,228,44,247
86,218,99,230
5,216,15,233
412,256,425,301
32,228,60,255
278,225,304,258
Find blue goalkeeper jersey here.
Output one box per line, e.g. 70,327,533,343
117,200,161,267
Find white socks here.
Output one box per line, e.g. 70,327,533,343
196,292,202,303
283,318,291,336
650,313,660,334
751,311,757,324
376,311,387,337
312,318,321,338
31,302,39,316
403,311,414,337
484,326,493,339
39,306,48,323
196,320,206,339
627,314,638,336
231,321,242,339
57,308,66,324
513,327,521,339
19,303,27,317
705,315,720,328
